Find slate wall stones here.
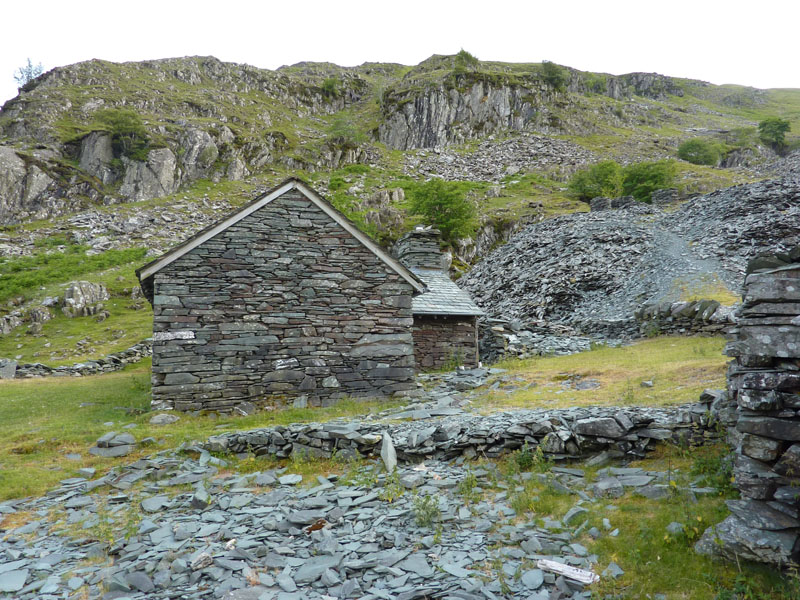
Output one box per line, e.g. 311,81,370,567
204,401,717,465
141,180,421,412
696,259,800,567
412,315,479,369
11,340,152,378
635,299,736,337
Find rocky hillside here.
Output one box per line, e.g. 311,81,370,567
1,53,799,230
459,177,800,336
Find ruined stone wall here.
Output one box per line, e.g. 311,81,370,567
151,190,417,412
696,264,800,566
635,299,736,337
412,315,478,370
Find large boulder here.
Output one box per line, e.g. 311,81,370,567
79,132,117,184
62,281,110,317
119,148,178,201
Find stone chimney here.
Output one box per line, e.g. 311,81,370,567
394,227,447,270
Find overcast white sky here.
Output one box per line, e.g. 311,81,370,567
1,0,798,107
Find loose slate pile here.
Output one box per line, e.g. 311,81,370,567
662,177,800,280
0,433,717,599
403,134,595,182
461,177,800,340
696,256,800,566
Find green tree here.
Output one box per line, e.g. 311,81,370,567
621,160,677,203
13,58,43,87
408,179,477,242
677,138,722,166
757,117,790,151
93,108,150,161
568,161,623,201
541,61,567,92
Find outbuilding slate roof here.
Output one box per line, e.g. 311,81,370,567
409,268,484,316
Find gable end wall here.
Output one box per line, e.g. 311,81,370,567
151,190,416,411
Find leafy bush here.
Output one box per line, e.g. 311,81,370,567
621,160,677,202
758,116,791,151
541,61,567,92
677,138,722,166
411,494,440,528
569,159,677,203
567,160,623,201
328,176,346,191
14,58,43,87
93,108,150,161
407,178,477,242
584,73,607,94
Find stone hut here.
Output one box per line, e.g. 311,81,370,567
394,227,483,370
136,178,426,412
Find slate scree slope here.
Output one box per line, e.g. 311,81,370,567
137,178,481,412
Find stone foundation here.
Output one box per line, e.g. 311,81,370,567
412,315,478,369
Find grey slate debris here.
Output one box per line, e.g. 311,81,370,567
0,391,729,600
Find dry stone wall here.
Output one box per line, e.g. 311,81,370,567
1,340,152,379
696,262,800,566
151,190,417,412
204,401,717,464
635,299,736,337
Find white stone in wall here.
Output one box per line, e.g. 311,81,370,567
154,330,196,341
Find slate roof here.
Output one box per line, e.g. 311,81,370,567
410,268,484,316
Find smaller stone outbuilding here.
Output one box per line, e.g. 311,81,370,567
394,227,483,369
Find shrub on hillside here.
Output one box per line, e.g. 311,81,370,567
93,108,150,162
454,49,479,74
677,138,722,166
569,159,677,203
758,117,791,152
567,161,623,201
541,61,568,92
621,160,677,203
408,178,477,242
327,115,366,148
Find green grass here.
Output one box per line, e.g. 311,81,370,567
482,336,727,411
0,245,147,305
0,364,401,500
586,443,794,599
0,298,152,366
